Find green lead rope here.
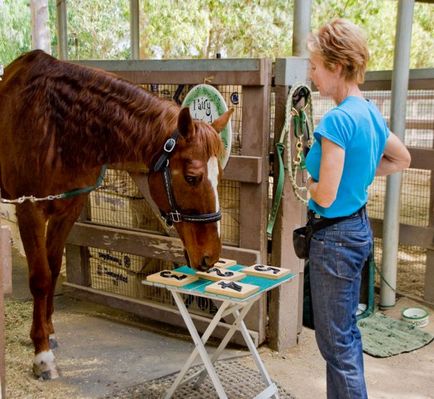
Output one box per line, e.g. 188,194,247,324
60,164,108,199
267,141,286,239
267,84,313,240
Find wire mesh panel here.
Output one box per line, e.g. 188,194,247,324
216,85,243,156
373,238,427,298
312,89,433,299
219,179,240,246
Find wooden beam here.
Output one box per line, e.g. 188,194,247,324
75,59,269,86
67,223,186,262
223,155,262,183
370,218,434,249
66,222,261,265
110,155,263,183
409,148,434,171
310,69,434,91
362,68,434,90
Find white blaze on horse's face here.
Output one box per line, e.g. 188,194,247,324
207,156,220,237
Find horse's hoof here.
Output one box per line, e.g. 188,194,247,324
49,335,58,350
33,350,60,380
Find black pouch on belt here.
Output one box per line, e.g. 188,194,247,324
293,212,355,259
292,225,313,259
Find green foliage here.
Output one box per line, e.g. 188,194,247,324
139,0,292,59
0,0,31,65
0,0,432,69
311,0,434,70
66,0,130,59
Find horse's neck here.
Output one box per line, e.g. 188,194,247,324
90,88,179,167
44,66,179,170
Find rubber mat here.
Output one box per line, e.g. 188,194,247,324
357,312,434,358
104,359,296,398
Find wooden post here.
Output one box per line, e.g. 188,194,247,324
424,149,434,303
239,59,272,343
65,199,91,287
269,58,309,351
0,225,12,399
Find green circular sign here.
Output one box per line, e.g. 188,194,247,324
182,84,232,168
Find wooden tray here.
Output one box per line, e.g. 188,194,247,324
242,264,291,280
205,280,259,298
196,267,245,282
146,270,198,287
214,258,237,268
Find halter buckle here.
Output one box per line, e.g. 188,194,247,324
168,210,182,223
164,137,176,153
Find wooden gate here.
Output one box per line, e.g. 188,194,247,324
65,58,276,346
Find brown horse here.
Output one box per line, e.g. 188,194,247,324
0,50,233,379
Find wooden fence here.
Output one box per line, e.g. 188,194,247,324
65,58,278,347
59,59,434,350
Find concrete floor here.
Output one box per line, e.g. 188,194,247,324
6,249,247,398
6,248,434,399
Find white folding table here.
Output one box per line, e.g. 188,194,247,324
143,265,295,399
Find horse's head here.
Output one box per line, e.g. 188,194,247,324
148,107,233,271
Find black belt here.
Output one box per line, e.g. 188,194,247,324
307,205,366,227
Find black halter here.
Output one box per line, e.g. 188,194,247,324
152,130,222,226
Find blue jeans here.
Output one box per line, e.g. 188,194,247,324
309,209,372,399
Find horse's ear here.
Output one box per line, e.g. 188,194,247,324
211,108,234,133
177,107,194,140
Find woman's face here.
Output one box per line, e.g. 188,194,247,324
309,53,341,98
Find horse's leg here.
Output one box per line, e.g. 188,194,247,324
45,197,86,350
15,202,59,379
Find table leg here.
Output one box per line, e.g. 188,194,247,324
193,300,256,388
236,309,280,399
164,291,228,399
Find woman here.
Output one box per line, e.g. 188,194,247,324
305,19,411,399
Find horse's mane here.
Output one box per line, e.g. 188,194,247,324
16,50,181,169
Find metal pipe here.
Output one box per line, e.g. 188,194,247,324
292,0,312,57
380,0,415,308
56,0,68,60
130,0,140,59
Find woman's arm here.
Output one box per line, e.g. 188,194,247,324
308,137,344,208
376,132,411,176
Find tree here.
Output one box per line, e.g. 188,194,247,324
0,0,31,65
0,0,432,69
311,0,434,70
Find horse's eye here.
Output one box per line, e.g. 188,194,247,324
185,175,198,185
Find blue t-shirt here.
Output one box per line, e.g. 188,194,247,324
305,96,389,218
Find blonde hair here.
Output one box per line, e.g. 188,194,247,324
307,18,369,84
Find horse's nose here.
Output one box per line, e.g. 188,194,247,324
198,256,213,272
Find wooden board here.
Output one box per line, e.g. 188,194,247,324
242,264,291,280
146,270,198,287
205,281,259,299
196,267,245,282
214,258,237,268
